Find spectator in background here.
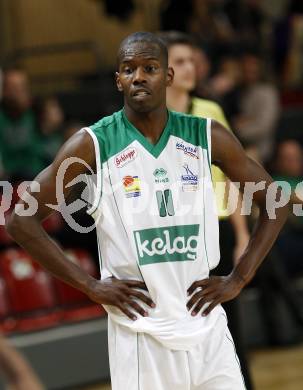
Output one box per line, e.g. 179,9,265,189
232,52,280,163
63,121,84,142
160,30,253,390
192,46,213,99
252,138,303,345
272,0,303,86
222,0,265,51
273,139,303,192
283,2,303,87
160,0,193,32
0,69,43,181
187,0,266,61
207,55,242,121
272,140,303,276
192,47,243,124
0,334,44,389
35,97,65,167
188,0,224,54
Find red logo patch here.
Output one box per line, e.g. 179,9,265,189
115,147,137,168
123,175,135,187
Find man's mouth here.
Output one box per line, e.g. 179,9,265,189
132,89,151,97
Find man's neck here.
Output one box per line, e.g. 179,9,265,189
124,104,168,145
167,88,190,114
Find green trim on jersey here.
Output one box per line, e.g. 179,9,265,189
121,109,172,158
170,110,208,153
89,109,209,163
205,119,212,174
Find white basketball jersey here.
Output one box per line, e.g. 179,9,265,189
84,109,224,350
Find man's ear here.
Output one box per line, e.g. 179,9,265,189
166,67,174,87
115,72,123,92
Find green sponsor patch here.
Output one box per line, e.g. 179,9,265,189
153,167,169,183
134,224,200,265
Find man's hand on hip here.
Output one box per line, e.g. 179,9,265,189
87,277,156,321
187,274,245,316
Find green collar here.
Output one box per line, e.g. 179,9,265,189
121,108,172,158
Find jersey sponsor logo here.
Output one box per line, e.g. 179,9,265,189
123,175,141,198
153,167,169,183
181,164,199,192
134,224,199,265
115,147,137,168
156,189,175,217
176,141,199,159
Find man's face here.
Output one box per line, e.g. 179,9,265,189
116,42,173,113
2,70,31,111
241,55,261,85
277,141,303,177
193,47,210,83
168,44,196,92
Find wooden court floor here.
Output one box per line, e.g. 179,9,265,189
82,343,303,390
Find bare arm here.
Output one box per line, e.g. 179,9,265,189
187,121,288,315
212,121,288,281
6,131,97,295
227,181,250,264
0,335,43,389
6,131,154,320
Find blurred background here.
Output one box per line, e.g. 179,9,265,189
0,0,303,389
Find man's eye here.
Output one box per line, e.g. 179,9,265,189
123,68,133,74
146,65,157,72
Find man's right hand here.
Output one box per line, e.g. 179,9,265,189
87,277,155,320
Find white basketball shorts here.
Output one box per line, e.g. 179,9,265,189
108,316,246,390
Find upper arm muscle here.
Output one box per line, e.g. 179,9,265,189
211,120,273,205
18,130,96,221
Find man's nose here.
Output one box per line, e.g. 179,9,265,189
133,67,146,84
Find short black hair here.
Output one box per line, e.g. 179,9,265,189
157,31,195,50
117,31,168,67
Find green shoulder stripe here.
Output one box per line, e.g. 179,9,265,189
90,110,135,164
89,109,209,163
169,110,208,151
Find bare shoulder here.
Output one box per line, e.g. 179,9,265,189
211,120,246,167
53,129,96,172
211,120,272,186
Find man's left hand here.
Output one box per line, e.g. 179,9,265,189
187,274,245,316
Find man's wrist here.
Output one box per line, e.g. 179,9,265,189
81,275,98,296
231,268,248,286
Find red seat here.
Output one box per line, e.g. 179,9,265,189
0,249,61,332
0,278,9,318
0,277,17,334
53,249,105,322
54,249,97,305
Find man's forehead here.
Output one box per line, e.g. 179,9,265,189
119,42,162,62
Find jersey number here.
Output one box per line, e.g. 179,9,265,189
156,189,175,217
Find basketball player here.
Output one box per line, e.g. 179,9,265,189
161,30,253,389
7,32,288,390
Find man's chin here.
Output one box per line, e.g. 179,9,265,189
129,100,153,113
